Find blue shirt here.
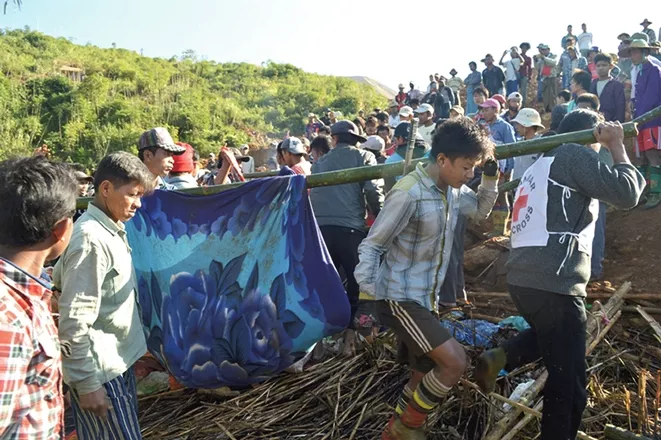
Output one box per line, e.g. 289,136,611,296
487,117,516,174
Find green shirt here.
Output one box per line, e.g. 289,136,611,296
54,203,146,394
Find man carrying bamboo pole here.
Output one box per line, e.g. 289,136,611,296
355,118,499,440
476,110,646,440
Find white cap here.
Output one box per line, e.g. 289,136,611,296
398,83,405,88
362,135,386,152
414,103,435,116
280,137,308,155
510,108,545,129
507,92,523,102
399,106,414,118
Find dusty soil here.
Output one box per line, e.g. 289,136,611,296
603,206,661,293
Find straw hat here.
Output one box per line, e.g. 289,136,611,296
619,39,652,57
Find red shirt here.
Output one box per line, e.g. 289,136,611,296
520,53,533,79
0,258,63,439
395,92,408,109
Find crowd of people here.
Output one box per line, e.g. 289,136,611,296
0,18,660,440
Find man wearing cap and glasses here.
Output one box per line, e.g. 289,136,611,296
137,127,187,191
310,120,384,356
534,44,559,112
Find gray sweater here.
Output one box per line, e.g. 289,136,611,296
507,144,645,296
310,144,384,231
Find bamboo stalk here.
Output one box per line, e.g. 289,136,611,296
604,424,654,440
75,106,661,209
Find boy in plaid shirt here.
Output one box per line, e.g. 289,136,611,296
0,156,78,438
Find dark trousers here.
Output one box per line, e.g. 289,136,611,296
320,225,366,328
438,214,467,305
503,284,587,440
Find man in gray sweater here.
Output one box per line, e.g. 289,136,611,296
476,110,645,440
310,120,384,355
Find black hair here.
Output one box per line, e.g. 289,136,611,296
594,53,613,65
333,133,360,146
376,112,389,124
558,108,604,134
366,116,378,125
353,117,366,133
376,125,390,135
571,70,592,92
94,151,155,192
317,125,331,136
575,93,600,111
409,98,420,106
309,136,331,155
0,156,78,247
431,118,494,162
138,146,159,162
557,89,572,102
520,42,531,50
469,61,477,68
473,86,489,98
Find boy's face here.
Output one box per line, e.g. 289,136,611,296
474,93,486,106
365,123,377,135
556,96,565,105
144,147,175,177
514,122,526,137
378,130,390,145
595,61,612,78
100,181,146,223
570,79,580,94
437,154,478,189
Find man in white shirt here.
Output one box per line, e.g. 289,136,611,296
388,100,400,128
414,104,436,146
499,47,522,96
578,23,593,57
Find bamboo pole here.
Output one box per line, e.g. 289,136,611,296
75,105,661,209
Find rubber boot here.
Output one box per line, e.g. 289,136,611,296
488,209,508,237
475,347,507,394
644,166,661,209
382,411,427,440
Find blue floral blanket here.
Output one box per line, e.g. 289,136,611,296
126,175,349,389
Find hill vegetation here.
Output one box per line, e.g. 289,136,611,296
0,28,386,168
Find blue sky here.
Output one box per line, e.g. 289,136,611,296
1,0,655,89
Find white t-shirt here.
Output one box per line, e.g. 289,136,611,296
418,124,435,146
504,58,521,82
389,115,400,128
578,32,593,51
596,79,609,97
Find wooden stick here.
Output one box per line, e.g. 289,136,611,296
636,306,661,342
587,311,622,354
604,424,654,440
485,282,631,440
639,370,649,435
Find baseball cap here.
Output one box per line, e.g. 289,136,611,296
171,142,195,173
398,83,405,88
330,120,367,142
507,92,523,102
138,127,186,155
361,135,385,152
481,53,494,62
492,94,507,109
394,122,411,139
450,105,465,115
478,98,501,109
414,103,435,116
389,100,398,108
280,137,307,155
511,108,545,129
74,170,93,183
399,106,414,118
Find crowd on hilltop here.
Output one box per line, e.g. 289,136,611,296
0,17,660,440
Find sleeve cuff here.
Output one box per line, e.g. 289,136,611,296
70,375,103,396
480,174,499,191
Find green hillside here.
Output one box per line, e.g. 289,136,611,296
0,28,386,168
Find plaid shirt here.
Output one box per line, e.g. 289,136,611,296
0,258,62,439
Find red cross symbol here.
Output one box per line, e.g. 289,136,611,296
512,189,529,222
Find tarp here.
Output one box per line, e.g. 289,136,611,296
126,175,349,388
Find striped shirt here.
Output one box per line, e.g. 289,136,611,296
0,258,63,439
355,163,498,311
